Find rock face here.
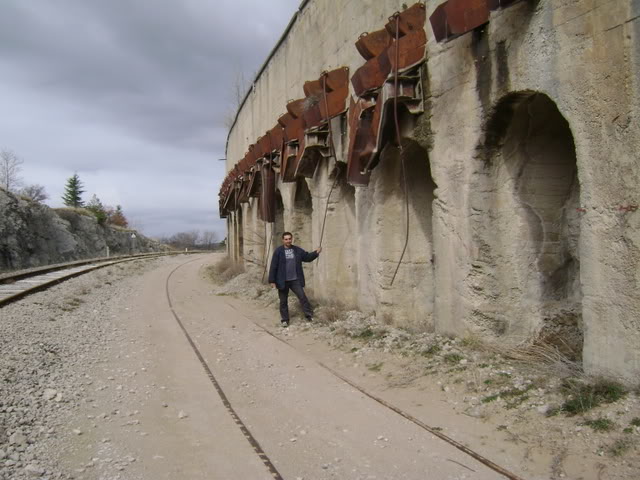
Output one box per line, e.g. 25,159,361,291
221,1,640,382
0,188,166,271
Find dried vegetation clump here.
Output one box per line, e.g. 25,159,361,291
206,257,246,285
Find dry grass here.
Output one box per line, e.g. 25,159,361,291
476,338,583,380
206,257,245,284
316,299,346,325
53,207,95,220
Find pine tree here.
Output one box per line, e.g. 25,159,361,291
62,173,85,208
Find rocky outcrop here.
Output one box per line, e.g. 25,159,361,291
0,188,167,271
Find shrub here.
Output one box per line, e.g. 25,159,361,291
560,378,628,416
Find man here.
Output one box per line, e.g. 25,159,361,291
268,232,322,327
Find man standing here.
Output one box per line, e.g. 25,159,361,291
268,232,322,327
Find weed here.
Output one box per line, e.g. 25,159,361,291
444,353,463,364
367,362,383,372
381,312,394,326
431,427,443,432
318,299,345,324
460,334,483,349
350,347,359,353
484,379,493,385
502,386,533,398
478,363,489,368
448,366,468,373
608,438,634,457
355,327,374,339
497,425,508,431
623,427,633,434
421,344,441,356
482,394,499,404
630,417,640,427
560,378,628,416
60,297,84,312
582,418,616,432
206,258,245,284
546,406,561,417
505,395,529,410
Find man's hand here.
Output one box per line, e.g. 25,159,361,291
270,283,276,289
315,247,322,254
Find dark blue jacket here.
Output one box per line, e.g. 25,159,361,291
268,245,318,289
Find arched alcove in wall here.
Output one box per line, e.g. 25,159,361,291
472,91,582,358
365,140,436,331
236,207,244,260
290,177,313,248
272,190,285,249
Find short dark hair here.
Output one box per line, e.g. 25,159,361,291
282,232,293,239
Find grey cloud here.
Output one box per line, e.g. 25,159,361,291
0,0,299,152
0,0,299,236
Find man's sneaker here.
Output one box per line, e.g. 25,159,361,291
281,320,289,328
305,316,313,322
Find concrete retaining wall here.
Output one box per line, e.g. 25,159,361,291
223,0,640,382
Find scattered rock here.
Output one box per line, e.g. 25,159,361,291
43,389,57,401
24,464,45,476
9,432,27,446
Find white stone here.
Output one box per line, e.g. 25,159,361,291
43,389,57,401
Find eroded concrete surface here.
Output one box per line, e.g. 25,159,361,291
223,0,640,383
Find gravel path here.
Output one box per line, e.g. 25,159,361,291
0,257,171,480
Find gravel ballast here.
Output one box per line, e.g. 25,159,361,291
0,258,168,480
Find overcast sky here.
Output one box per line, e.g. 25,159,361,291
0,0,300,239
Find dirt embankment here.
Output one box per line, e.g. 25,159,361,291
0,188,167,271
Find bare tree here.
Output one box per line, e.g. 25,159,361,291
201,230,219,249
20,184,49,203
169,230,200,249
0,149,24,192
223,67,252,129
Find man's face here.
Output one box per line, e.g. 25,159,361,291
283,234,293,247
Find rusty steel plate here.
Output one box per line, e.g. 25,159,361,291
385,2,427,37
487,0,522,10
267,125,284,151
380,29,427,73
355,28,393,60
257,135,271,157
259,164,276,222
429,3,452,42
303,79,324,97
445,0,490,35
351,56,391,97
286,98,306,118
324,67,350,91
302,103,323,129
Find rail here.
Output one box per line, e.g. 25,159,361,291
0,251,205,307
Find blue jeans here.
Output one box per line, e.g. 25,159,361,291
278,280,313,322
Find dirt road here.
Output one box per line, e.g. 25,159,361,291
45,253,508,480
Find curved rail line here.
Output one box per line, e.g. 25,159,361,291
222,300,527,480
165,258,284,480
0,252,200,307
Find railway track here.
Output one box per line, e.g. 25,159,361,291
166,257,525,480
0,252,203,307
